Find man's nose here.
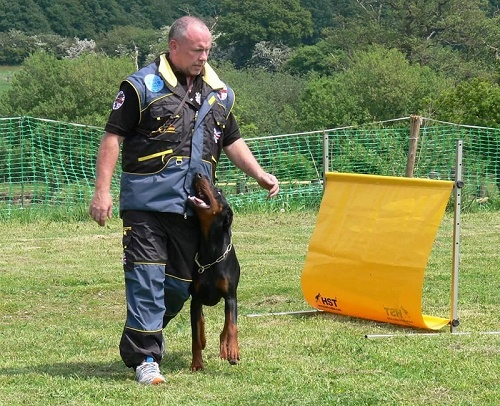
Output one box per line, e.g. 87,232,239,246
199,50,209,61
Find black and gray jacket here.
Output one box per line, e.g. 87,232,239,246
119,54,235,215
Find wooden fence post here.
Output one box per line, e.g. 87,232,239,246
405,115,422,177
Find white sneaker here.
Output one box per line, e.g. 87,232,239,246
135,356,166,385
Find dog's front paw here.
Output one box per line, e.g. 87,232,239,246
191,358,204,371
220,341,240,365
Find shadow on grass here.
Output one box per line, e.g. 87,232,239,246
248,309,437,336
0,351,193,381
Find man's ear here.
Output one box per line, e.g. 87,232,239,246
169,39,178,53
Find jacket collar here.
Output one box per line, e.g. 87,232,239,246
158,54,225,90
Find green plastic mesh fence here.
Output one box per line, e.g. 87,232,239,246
1,116,499,216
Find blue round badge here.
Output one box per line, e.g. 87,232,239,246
145,74,164,93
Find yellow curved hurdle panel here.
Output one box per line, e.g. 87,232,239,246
301,172,454,330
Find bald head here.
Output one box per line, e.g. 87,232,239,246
168,16,212,80
168,16,211,43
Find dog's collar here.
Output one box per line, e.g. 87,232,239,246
194,240,233,274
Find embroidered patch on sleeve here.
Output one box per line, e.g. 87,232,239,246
112,90,125,110
218,86,227,101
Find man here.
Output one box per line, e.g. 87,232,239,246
89,16,279,385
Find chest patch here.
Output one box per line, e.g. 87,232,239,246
145,74,165,93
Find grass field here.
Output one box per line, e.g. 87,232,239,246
0,211,498,405
0,65,18,95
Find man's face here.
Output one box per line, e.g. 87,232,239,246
169,25,212,78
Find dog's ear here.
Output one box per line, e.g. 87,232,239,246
223,205,233,230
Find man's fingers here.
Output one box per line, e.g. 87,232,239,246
265,173,279,198
89,206,111,227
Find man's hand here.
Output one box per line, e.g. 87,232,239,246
89,190,113,226
257,172,280,199
88,132,123,226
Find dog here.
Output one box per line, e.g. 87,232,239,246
187,173,240,371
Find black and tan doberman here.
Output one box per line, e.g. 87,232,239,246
187,173,240,371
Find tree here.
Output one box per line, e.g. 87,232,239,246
343,46,450,120
394,0,500,70
302,0,500,81
0,31,110,64
148,0,221,27
213,61,306,136
433,77,500,192
0,30,40,65
284,41,349,76
39,0,95,38
297,46,450,130
0,0,51,33
95,26,160,67
489,0,500,12
434,78,500,127
297,74,370,130
298,0,343,43
0,52,135,126
248,41,292,72
216,0,313,67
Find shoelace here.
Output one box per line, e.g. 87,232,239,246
138,362,160,375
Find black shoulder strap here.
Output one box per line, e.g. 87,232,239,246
184,86,235,194
172,90,191,118
183,91,219,193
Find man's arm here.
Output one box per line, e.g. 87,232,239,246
89,131,124,226
223,138,279,198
